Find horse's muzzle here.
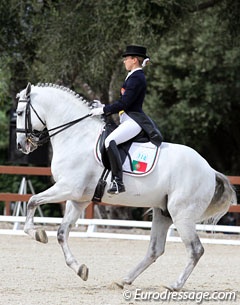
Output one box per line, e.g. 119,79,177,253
17,138,37,154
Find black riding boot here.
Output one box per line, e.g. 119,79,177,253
107,140,125,194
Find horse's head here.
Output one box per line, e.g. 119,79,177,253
16,83,47,154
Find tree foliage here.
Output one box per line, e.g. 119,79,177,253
0,0,240,176
144,4,240,172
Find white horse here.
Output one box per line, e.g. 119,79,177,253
16,83,236,291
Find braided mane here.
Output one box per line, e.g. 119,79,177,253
35,82,93,108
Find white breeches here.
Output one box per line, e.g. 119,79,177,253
105,113,142,148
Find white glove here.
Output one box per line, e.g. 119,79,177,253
90,106,104,116
91,99,103,108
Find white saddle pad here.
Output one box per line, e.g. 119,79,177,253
122,142,160,176
95,139,160,177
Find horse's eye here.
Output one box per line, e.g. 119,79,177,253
17,110,23,116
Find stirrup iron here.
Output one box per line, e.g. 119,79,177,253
107,179,125,194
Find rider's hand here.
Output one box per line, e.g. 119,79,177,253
91,99,103,108
90,107,104,116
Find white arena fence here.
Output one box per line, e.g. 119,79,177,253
0,216,239,246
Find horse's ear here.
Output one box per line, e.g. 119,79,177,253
26,82,31,97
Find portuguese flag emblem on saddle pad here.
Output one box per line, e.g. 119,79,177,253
132,160,147,172
122,142,160,176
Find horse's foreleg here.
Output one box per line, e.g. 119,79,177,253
117,208,172,288
57,200,90,280
168,219,204,291
24,183,75,243
24,196,48,243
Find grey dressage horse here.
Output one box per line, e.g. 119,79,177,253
16,83,236,290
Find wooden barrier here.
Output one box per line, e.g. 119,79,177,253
0,166,51,176
0,165,94,217
0,165,240,217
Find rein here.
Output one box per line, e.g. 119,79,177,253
16,94,91,147
38,113,91,145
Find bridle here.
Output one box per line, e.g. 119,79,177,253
16,93,91,148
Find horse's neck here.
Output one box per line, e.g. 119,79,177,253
38,88,103,155
40,89,88,129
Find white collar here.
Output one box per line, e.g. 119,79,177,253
125,68,142,80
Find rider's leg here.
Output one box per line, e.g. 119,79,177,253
107,140,125,194
105,113,142,148
105,113,141,194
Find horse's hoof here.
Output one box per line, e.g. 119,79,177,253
163,284,180,292
35,229,48,244
112,280,124,289
162,285,173,291
78,264,88,281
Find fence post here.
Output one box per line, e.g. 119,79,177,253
4,201,11,216
85,203,94,219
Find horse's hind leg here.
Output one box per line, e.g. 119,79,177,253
57,200,90,280
116,207,172,288
168,218,204,291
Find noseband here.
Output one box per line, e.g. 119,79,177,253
16,93,91,147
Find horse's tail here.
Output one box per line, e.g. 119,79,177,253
203,171,237,224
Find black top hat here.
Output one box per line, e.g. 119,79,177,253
122,45,148,59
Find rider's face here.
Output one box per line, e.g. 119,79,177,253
123,56,138,71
